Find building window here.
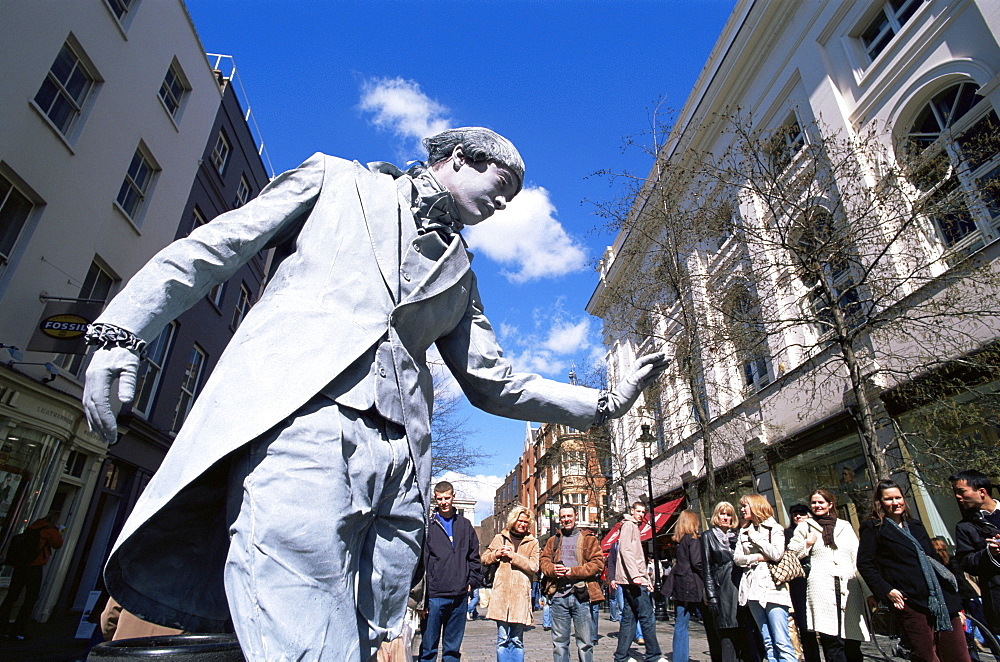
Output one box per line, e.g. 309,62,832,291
158,60,188,119
859,0,923,63
132,321,177,417
105,0,137,21
212,132,230,175
561,451,586,477
904,82,1000,254
233,176,250,208
171,345,206,432
116,146,157,223
723,285,770,390
189,208,226,305
792,207,862,334
232,283,252,329
55,260,119,376
767,113,806,173
0,175,35,270
34,41,96,137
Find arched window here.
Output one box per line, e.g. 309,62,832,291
722,284,770,390
904,81,1000,252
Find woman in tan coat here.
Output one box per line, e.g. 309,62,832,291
482,506,540,662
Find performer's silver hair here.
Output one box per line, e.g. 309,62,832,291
423,127,525,194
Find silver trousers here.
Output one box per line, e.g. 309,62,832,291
225,395,424,661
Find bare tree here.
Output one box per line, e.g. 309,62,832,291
594,99,1000,494
429,370,489,476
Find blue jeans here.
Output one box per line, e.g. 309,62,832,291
468,588,480,617
543,602,552,628
591,601,600,644
419,595,468,662
497,621,525,662
614,585,661,662
673,600,694,662
609,585,622,621
550,594,593,662
748,601,797,662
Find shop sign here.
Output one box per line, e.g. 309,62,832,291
27,301,103,354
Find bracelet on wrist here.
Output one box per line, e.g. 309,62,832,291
84,323,148,359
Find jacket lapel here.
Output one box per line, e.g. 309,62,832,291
354,163,401,302
399,233,471,307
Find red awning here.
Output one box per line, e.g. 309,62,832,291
600,496,685,550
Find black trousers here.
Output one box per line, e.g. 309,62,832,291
818,633,863,662
0,564,43,634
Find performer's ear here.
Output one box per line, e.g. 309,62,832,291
452,146,465,170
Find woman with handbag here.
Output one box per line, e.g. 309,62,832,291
857,479,971,662
787,489,869,662
481,506,540,662
734,493,797,662
666,509,705,662
703,501,753,662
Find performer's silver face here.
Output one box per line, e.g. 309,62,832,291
436,150,518,226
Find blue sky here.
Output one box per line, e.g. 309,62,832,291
186,0,738,521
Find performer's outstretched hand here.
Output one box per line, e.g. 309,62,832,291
83,347,140,445
603,352,671,419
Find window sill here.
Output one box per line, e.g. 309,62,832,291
28,100,77,155
112,201,142,236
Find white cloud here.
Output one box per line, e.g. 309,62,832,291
543,319,592,354
359,77,451,141
464,186,588,283
435,471,504,525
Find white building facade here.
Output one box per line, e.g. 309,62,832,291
589,0,1000,542
0,0,223,622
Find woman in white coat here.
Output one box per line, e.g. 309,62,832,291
788,489,869,662
734,493,797,662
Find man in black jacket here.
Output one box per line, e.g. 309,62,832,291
951,469,1000,634
419,481,481,662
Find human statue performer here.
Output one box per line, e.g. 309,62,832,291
82,127,668,661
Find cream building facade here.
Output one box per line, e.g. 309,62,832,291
588,0,1000,540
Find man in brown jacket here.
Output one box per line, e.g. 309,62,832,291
540,504,604,662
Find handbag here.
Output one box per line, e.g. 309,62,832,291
767,550,805,585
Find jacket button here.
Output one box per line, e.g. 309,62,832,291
379,367,387,378
402,272,411,282
414,244,422,253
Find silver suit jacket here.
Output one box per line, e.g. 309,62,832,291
95,154,599,630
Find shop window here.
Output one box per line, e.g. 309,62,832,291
33,40,96,139
0,427,61,570
773,435,872,527
903,81,1000,255
63,450,87,478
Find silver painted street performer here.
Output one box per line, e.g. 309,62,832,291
82,127,668,660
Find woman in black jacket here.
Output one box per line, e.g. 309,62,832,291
668,509,705,662
703,501,752,662
857,479,970,662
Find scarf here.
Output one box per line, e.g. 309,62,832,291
367,161,464,237
812,513,838,549
898,521,952,631
712,525,735,547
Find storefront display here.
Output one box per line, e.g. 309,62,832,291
773,435,872,527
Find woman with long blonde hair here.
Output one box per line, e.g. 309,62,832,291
703,501,751,661
734,494,796,662
665,509,704,662
481,506,540,662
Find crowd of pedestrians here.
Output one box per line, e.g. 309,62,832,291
407,469,1000,661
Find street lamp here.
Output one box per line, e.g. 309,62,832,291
638,423,667,619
